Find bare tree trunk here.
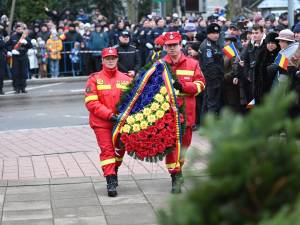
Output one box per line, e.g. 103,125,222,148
8,0,16,34
228,0,242,19
127,0,138,24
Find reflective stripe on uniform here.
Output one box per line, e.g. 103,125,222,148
100,158,116,166
85,95,98,103
116,84,128,90
166,162,180,169
193,81,205,95
176,70,194,76
97,84,111,90
193,81,202,95
115,157,123,162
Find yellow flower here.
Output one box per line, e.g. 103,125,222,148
132,123,141,132
135,113,144,121
126,116,135,125
150,102,160,111
147,115,157,123
166,95,170,102
161,102,170,111
143,107,152,116
122,124,131,133
140,120,148,130
154,93,165,103
156,110,165,119
160,86,168,95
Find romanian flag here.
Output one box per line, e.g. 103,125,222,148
275,53,289,70
223,43,239,59
246,99,255,109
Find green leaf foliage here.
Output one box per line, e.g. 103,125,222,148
158,81,300,225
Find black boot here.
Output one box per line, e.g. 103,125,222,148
171,173,182,194
115,167,119,187
106,175,118,197
178,171,184,184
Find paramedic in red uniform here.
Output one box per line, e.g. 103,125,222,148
163,32,206,193
85,47,131,197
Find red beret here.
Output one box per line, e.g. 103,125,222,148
102,47,118,58
164,32,182,45
154,35,165,46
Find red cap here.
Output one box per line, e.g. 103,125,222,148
102,47,118,58
163,32,182,45
154,35,165,46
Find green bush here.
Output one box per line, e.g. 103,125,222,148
158,82,300,225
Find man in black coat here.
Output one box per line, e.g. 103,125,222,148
199,23,224,114
241,24,266,103
0,27,6,94
114,30,141,77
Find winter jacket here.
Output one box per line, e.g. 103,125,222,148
88,31,109,56
85,65,132,129
163,53,206,126
46,38,63,60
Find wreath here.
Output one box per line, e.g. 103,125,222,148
112,61,186,162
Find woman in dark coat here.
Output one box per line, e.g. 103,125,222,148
255,32,280,104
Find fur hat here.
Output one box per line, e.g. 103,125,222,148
207,23,221,34
265,32,279,44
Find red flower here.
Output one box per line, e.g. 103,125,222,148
137,131,147,140
164,112,173,123
156,143,166,153
155,119,166,130
145,126,158,136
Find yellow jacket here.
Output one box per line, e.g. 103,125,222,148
46,38,63,60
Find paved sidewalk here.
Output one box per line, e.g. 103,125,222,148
0,125,210,180
0,125,210,225
0,175,185,225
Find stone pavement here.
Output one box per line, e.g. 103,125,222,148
0,125,210,225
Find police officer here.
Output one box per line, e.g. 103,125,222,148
150,18,166,43
0,26,6,95
6,24,32,93
114,30,141,77
199,23,224,114
134,20,152,66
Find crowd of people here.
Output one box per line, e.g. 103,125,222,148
0,7,300,119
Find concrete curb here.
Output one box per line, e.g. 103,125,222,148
3,76,88,87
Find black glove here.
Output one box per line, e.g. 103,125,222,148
173,80,183,92
267,64,279,78
110,114,118,122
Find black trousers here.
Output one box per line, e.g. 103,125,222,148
204,81,222,114
12,56,28,91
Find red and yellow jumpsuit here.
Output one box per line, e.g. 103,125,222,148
85,66,131,176
163,53,206,173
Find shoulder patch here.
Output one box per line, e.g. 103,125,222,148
206,49,212,58
85,86,92,93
